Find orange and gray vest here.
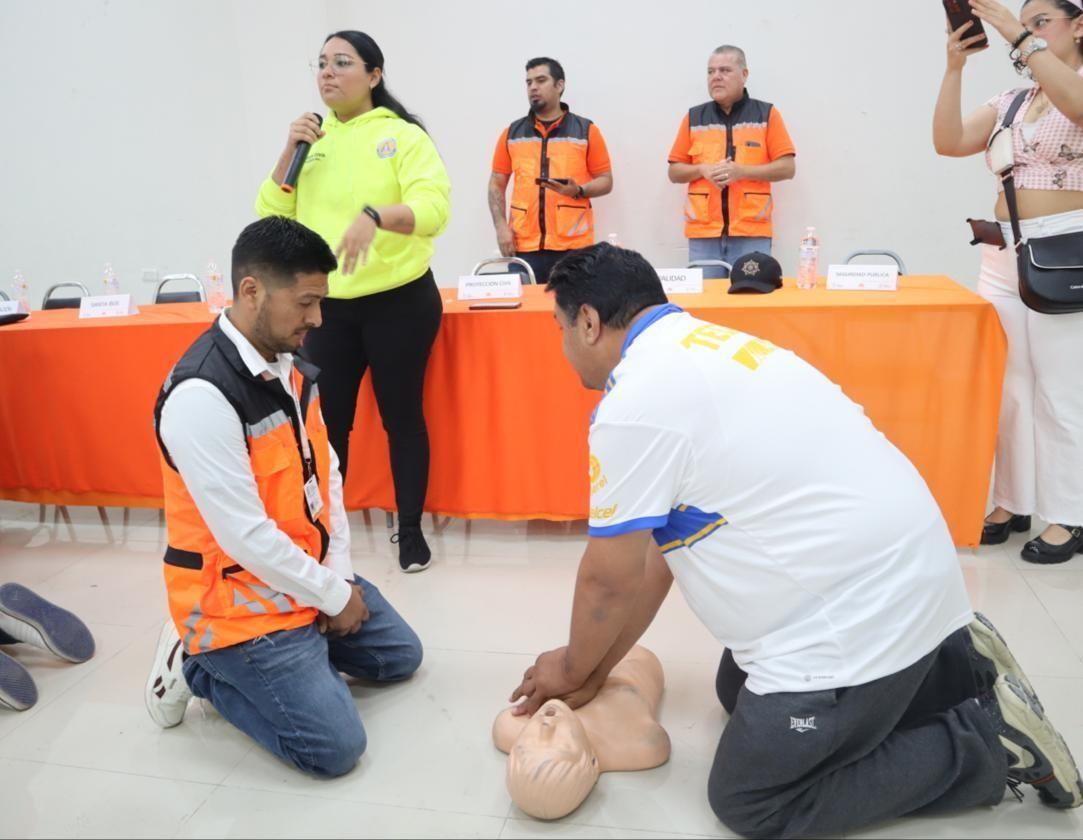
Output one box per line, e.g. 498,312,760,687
152,321,333,654
684,92,777,239
506,105,596,252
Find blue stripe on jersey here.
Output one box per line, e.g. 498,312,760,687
620,304,684,358
588,514,670,538
591,305,683,427
654,504,728,554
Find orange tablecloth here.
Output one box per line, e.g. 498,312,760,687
0,277,1006,546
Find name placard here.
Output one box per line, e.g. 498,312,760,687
826,265,899,291
78,294,140,318
656,268,704,295
457,273,522,301
0,300,30,317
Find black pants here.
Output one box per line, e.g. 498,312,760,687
514,249,576,285
709,628,1006,839
302,271,442,527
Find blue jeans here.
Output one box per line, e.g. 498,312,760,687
688,236,773,279
182,575,422,778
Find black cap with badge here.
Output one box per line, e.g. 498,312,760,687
728,252,783,294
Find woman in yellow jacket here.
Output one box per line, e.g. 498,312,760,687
257,30,450,573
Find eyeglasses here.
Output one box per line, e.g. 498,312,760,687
309,55,358,75
1023,15,1073,32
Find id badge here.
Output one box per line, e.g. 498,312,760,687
304,475,323,518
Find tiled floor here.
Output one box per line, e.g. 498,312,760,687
1,501,1082,839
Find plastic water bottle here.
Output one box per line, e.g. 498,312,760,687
205,260,226,314
606,232,621,248
11,269,30,310
103,262,120,296
796,227,819,290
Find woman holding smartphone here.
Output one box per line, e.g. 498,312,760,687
933,0,1083,563
257,31,450,573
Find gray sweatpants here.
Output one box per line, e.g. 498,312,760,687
709,628,1008,839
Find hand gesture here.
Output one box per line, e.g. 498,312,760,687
540,178,581,198
285,112,325,155
704,159,743,188
969,0,1027,44
336,211,378,276
496,221,516,257
946,20,990,70
509,647,583,717
320,582,369,637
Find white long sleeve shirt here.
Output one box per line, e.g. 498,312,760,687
158,312,353,617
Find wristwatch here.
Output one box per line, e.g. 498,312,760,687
574,184,585,199
1020,37,1048,65
362,205,382,228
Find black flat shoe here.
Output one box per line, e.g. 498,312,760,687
981,514,1031,546
1021,526,1083,565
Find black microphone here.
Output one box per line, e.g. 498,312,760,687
280,113,323,194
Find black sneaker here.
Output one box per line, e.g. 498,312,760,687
392,526,432,574
978,674,1082,808
966,613,1039,707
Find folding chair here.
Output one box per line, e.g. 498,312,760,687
842,250,908,276
154,274,207,304
471,256,538,286
41,282,90,310
688,259,733,279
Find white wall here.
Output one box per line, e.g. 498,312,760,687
0,0,1021,305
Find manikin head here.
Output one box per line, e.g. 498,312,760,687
505,700,601,819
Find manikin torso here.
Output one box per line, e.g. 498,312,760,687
493,646,671,819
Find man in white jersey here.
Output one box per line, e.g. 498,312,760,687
508,243,1082,837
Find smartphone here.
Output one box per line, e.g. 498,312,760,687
534,177,570,185
942,0,988,47
468,300,523,310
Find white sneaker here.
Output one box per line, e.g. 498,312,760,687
144,621,192,728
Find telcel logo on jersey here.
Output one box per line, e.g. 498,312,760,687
589,454,608,493
789,716,817,733
590,504,618,520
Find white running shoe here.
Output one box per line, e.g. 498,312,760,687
144,620,192,728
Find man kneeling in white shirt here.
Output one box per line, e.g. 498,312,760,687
145,216,421,777
508,242,1082,836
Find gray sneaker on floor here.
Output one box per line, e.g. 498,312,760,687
0,583,95,664
979,673,1083,808
966,612,1039,708
0,650,38,712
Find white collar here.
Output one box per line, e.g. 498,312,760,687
218,310,294,381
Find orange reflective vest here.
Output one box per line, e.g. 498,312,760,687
152,323,333,654
504,106,599,252
670,93,794,239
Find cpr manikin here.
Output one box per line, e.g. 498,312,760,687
492,646,670,819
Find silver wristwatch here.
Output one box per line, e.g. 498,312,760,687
1020,36,1049,65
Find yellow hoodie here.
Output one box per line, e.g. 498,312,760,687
256,106,451,298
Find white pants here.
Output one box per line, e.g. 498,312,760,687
977,209,1083,524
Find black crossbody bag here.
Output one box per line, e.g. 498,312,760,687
989,89,1083,314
